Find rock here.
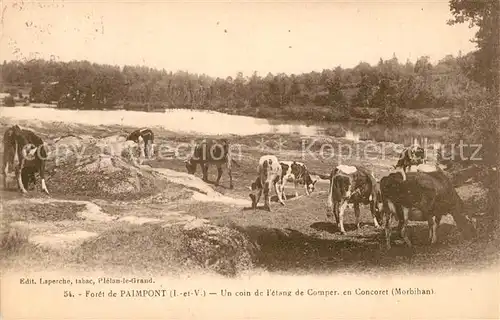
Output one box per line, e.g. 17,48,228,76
47,153,168,200
181,222,257,276
183,218,211,231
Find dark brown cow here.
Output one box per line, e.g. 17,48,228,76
2,125,49,194
326,164,382,234
184,138,239,189
380,170,477,250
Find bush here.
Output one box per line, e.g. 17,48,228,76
3,95,15,107
0,224,29,253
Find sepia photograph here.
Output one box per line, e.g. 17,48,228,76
0,0,499,319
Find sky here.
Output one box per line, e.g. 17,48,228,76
1,0,478,78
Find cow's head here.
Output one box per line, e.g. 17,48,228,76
184,158,196,174
380,172,406,200
12,124,22,133
249,176,262,191
408,146,426,164
412,146,425,157
457,214,478,240
305,173,318,193
21,144,38,161
248,177,262,209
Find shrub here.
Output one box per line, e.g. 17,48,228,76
3,95,15,107
0,224,29,253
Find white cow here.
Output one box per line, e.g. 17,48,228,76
249,155,285,211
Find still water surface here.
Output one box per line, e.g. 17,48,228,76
0,106,443,145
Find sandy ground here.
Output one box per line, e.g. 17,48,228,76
0,117,498,277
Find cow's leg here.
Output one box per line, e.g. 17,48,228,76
326,200,334,219
370,200,381,228
2,161,8,190
399,206,412,248
395,205,404,238
202,164,209,182
353,202,361,230
304,180,310,196
142,137,149,158
329,202,340,224
434,215,442,243
146,137,153,159
427,216,433,244
250,185,261,210
263,182,271,211
254,186,262,210
21,168,30,190
428,214,441,245
16,159,27,194
384,208,392,250
226,160,233,189
338,201,349,234
249,193,256,209
275,179,285,206
39,160,49,195
293,180,299,198
215,164,223,186
281,178,288,200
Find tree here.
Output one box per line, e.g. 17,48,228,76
326,76,347,111
449,0,500,91
448,0,500,232
372,79,405,126
351,74,372,108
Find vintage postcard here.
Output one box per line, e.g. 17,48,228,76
0,0,499,319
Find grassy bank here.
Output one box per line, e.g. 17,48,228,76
0,117,497,277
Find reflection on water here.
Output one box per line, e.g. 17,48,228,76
0,106,444,145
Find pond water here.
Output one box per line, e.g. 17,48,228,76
0,106,444,146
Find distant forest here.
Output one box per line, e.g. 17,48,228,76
0,53,483,125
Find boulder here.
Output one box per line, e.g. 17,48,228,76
47,153,169,200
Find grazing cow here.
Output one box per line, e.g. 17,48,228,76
326,164,382,234
395,145,426,173
2,125,49,194
249,155,285,211
279,160,318,200
379,170,477,250
126,128,155,158
184,138,239,189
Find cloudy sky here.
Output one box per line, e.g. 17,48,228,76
1,0,477,78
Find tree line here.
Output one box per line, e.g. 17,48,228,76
0,52,482,125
